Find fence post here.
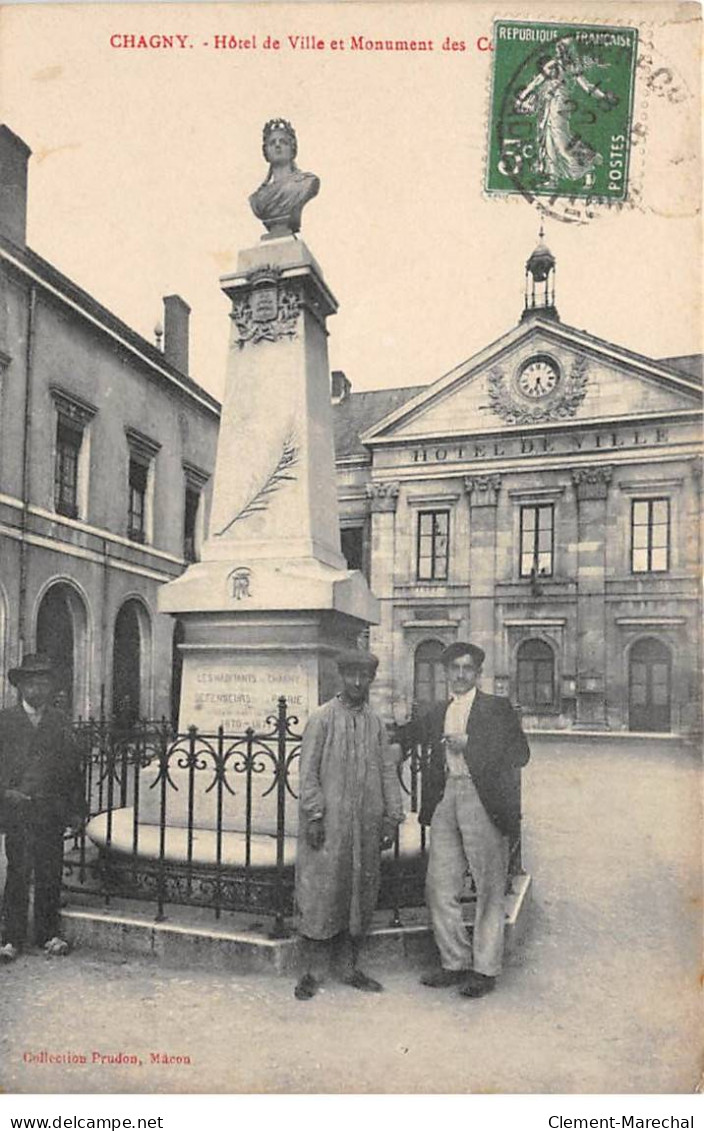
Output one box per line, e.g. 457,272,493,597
214,725,225,922
184,723,197,902
270,695,290,939
155,723,170,923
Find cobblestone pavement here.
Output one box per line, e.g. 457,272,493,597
0,739,700,1095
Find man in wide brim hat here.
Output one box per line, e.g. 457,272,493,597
293,648,403,1000
397,640,530,999
7,653,57,687
0,653,85,963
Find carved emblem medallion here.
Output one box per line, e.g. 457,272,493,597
230,567,252,601
232,266,301,345
488,354,589,424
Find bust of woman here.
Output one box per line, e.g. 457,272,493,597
249,119,320,238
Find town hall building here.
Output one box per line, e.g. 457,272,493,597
334,238,702,737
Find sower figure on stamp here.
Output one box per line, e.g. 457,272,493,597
399,642,530,998
0,654,86,963
294,649,404,1001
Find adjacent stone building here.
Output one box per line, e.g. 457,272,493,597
334,240,702,737
0,126,220,720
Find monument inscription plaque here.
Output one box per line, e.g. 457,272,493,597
180,652,314,733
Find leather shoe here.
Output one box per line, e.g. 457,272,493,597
341,969,384,992
459,973,496,998
44,937,70,957
294,973,320,1000
420,968,468,988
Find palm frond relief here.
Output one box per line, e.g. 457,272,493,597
214,434,299,537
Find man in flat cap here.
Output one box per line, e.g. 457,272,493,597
294,649,404,1000
0,654,85,962
400,642,530,998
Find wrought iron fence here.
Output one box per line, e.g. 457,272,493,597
64,698,522,937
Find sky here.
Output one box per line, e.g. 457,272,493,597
0,1,701,403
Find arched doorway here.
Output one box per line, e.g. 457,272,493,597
35,583,75,705
413,639,448,709
629,637,672,733
112,600,148,724
35,581,87,715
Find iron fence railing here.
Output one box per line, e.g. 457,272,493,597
64,698,523,937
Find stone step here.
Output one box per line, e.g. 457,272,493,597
60,873,531,976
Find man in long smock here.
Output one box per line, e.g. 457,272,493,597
294,649,404,1000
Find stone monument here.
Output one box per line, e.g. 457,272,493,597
159,119,378,742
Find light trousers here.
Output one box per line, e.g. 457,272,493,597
426,777,509,977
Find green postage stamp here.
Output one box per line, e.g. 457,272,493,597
487,21,638,201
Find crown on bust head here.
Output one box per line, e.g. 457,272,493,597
262,118,298,158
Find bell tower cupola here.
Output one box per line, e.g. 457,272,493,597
521,225,559,323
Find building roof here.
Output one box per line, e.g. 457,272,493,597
333,385,422,460
659,354,703,382
334,331,703,458
0,232,221,418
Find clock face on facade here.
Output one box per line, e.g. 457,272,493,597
516,356,560,399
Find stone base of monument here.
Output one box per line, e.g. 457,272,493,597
85,808,432,869
60,878,532,976
65,826,532,976
160,564,378,737
60,876,531,976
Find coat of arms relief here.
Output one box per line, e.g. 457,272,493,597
232,266,301,345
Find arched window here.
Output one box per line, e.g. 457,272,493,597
629,637,671,733
517,639,555,710
414,639,448,707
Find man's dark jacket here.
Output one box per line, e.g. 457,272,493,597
0,705,85,831
402,691,531,835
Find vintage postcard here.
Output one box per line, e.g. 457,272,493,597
0,0,701,1103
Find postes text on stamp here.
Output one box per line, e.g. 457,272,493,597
487,21,638,202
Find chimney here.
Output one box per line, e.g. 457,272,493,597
331,370,351,403
162,294,190,375
0,126,31,248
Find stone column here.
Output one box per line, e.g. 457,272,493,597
464,474,502,685
571,466,612,729
367,481,400,717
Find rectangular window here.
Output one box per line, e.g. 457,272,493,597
184,486,200,562
631,498,670,573
519,504,554,578
417,510,449,581
128,458,148,543
341,526,364,573
54,419,82,519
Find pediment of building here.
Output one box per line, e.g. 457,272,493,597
361,320,701,445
